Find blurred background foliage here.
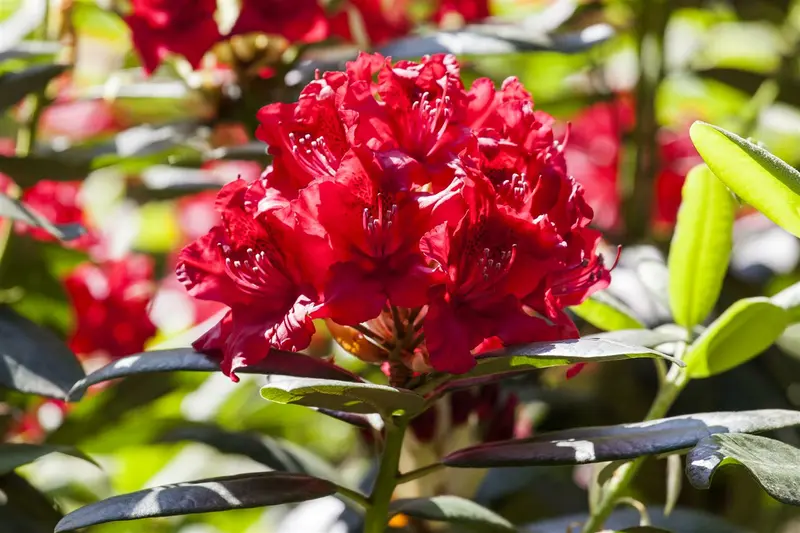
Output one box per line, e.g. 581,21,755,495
4,0,800,532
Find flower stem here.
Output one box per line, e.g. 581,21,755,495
580,364,688,533
396,462,445,485
333,483,371,510
363,419,408,533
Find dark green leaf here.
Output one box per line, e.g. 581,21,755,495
686,433,800,505
0,64,67,113
443,409,800,468
0,155,91,185
571,291,645,331
205,142,271,163
690,121,800,238
668,164,735,330
684,297,789,378
68,348,360,401
0,306,85,398
158,424,339,481
0,473,62,533
54,472,337,532
261,376,425,416
617,528,673,532
0,193,86,241
390,496,516,532
0,443,98,475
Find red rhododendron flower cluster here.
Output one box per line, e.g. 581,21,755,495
178,53,611,380
65,255,157,359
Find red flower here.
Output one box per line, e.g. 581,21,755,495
125,0,221,74
39,98,120,143
16,180,98,251
230,0,328,43
329,0,411,46
654,127,703,228
65,255,157,359
434,0,490,25
176,179,324,379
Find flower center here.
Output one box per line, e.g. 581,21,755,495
219,244,281,295
409,91,453,157
288,132,338,177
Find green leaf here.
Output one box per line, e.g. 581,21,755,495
389,496,516,532
54,472,337,532
0,305,85,399
686,433,800,505
0,155,91,185
158,424,340,482
68,348,360,401
684,297,790,378
668,164,735,330
0,473,62,533
261,376,425,416
0,0,46,54
771,281,800,323
589,328,685,349
689,121,800,238
443,409,800,468
0,64,67,113
665,454,682,516
571,291,645,331
0,193,86,241
0,443,98,475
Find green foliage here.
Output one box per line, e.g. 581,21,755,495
389,496,516,532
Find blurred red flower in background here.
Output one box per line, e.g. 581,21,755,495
64,255,157,359
434,0,491,25
125,0,222,74
230,0,329,43
330,0,412,46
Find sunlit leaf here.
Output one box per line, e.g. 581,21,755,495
684,297,789,378
665,454,682,517
571,291,645,331
771,280,800,322
443,409,800,468
261,376,425,416
687,433,800,505
55,472,337,532
389,496,516,532
668,164,736,330
0,306,85,398
0,0,46,53
68,348,360,401
690,121,800,238
0,443,98,475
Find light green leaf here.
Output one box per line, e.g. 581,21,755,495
665,454,682,516
684,297,790,378
771,281,800,323
689,121,800,237
668,164,736,330
389,495,516,532
571,291,644,331
0,443,98,475
687,433,800,505
260,376,425,416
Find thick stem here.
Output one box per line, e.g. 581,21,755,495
580,365,688,533
364,420,407,533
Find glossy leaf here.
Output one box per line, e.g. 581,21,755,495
261,376,425,416
0,64,67,113
389,496,516,532
158,424,339,481
684,297,789,378
690,121,800,238
0,193,86,241
0,443,98,475
0,306,85,398
68,348,360,401
771,281,800,323
571,291,645,331
668,164,735,330
55,472,337,532
443,409,800,468
687,433,800,505
589,328,686,349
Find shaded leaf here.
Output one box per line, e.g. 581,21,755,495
0,155,91,185
316,408,384,431
589,328,686,349
690,121,800,238
261,376,425,416
443,409,800,468
684,297,789,378
0,443,98,475
0,64,67,113
571,291,645,331
0,193,86,241
68,348,360,401
389,496,515,532
668,164,736,330
0,473,62,533
55,472,337,532
205,142,271,163
0,306,85,398
158,424,339,481
686,433,800,505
